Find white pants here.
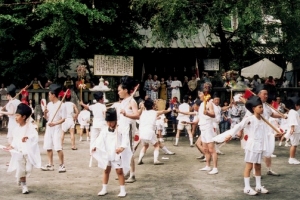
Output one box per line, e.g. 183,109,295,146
16,155,33,180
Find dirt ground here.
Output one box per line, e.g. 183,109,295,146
1,130,300,200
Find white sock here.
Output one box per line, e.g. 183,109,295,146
244,177,250,189
255,176,261,188
130,171,135,177
175,138,179,145
138,152,145,162
102,184,107,191
154,149,159,162
161,146,168,153
189,137,193,145
120,185,126,193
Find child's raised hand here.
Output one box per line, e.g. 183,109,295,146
22,137,28,142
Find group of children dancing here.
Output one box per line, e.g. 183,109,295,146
1,77,300,198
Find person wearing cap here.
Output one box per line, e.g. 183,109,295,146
118,76,140,183
174,95,194,147
80,91,106,149
0,84,21,146
61,90,79,150
137,99,171,165
5,103,41,194
91,108,132,197
197,82,219,175
217,96,270,195
41,84,67,173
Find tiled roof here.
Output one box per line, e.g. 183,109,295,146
138,25,220,48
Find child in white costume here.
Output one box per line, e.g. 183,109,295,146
77,104,91,142
214,96,270,195
137,99,171,165
174,95,193,146
6,103,41,194
283,99,300,164
61,90,79,150
0,84,21,144
41,84,67,173
92,108,132,197
80,91,106,148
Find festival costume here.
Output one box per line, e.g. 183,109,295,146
92,126,132,174
43,101,67,151
62,101,76,132
78,109,91,129
88,102,106,148
8,104,41,194
198,102,216,143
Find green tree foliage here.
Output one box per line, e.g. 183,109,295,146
132,0,300,72
0,0,141,85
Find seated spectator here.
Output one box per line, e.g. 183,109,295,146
64,75,74,89
44,79,53,89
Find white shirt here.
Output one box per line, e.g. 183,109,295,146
89,103,106,128
177,103,190,122
47,101,67,123
171,80,182,90
78,110,91,126
64,102,75,118
139,110,157,140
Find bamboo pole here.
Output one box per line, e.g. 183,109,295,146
50,89,69,123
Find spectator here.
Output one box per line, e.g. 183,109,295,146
171,76,182,101
28,77,44,89
181,76,189,100
64,75,74,89
188,75,198,100
166,76,173,101
250,74,261,92
45,79,53,89
159,77,167,100
265,76,276,86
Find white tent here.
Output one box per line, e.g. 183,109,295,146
241,58,283,79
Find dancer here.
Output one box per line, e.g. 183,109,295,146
80,92,106,147
5,103,41,194
0,84,21,145
137,99,171,165
220,96,270,195
92,108,132,197
282,99,300,164
174,95,194,147
61,90,79,150
77,103,91,142
198,82,218,175
41,84,67,173
118,76,140,183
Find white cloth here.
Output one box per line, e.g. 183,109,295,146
8,123,41,176
176,103,190,122
89,103,106,128
139,110,157,141
171,80,182,100
77,110,91,126
6,99,21,139
43,101,67,151
64,102,75,118
92,127,132,174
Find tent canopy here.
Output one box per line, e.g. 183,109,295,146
241,58,283,79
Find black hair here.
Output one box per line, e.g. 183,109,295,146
144,99,154,110
284,99,295,110
119,76,136,94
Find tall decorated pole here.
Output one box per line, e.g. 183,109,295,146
77,65,87,101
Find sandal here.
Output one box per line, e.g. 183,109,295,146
71,148,78,150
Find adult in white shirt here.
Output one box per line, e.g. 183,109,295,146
171,76,182,101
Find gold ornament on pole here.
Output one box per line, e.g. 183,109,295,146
77,65,87,101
